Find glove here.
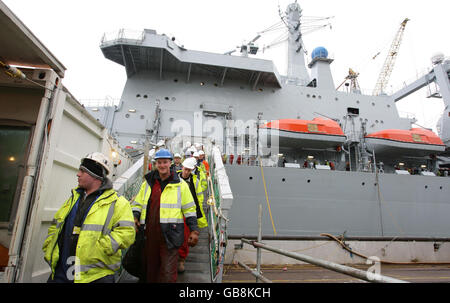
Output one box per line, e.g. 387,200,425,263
188,230,200,247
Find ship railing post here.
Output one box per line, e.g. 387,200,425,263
256,204,262,282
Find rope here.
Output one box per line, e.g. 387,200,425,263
258,157,277,235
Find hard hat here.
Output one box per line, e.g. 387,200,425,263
194,143,201,149
193,151,199,157
174,153,182,158
80,152,110,179
154,148,173,160
185,150,192,157
182,157,197,170
189,146,197,153
156,140,165,147
198,150,205,155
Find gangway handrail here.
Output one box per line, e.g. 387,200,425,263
240,238,408,283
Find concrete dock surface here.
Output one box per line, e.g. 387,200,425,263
222,263,450,283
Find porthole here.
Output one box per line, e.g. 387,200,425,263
172,97,176,101
174,79,178,82
425,185,428,189
372,102,375,106
143,95,148,99
307,179,311,183
307,94,311,98
165,97,169,100
362,182,365,186
249,176,253,180
136,94,141,98
335,97,339,101
140,115,145,119
125,113,130,118
282,178,286,182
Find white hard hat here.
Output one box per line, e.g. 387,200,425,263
80,152,110,178
198,150,205,155
182,157,197,170
194,143,201,149
189,146,197,152
193,151,199,157
174,153,181,158
156,140,165,147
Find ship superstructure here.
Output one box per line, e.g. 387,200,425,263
88,2,450,239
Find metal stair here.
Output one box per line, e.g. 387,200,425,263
177,205,211,283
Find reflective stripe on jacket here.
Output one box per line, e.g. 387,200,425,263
132,171,198,249
42,188,135,283
193,169,208,228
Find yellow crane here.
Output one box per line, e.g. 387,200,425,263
373,18,410,96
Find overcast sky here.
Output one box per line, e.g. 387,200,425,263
3,0,449,132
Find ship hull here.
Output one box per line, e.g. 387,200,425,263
225,165,450,238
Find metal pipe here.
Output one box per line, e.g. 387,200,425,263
229,234,450,242
256,204,262,283
6,79,58,282
241,238,408,283
237,261,272,283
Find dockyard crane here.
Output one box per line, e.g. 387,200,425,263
372,18,410,96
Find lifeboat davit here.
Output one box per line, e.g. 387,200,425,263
259,118,345,149
365,128,445,156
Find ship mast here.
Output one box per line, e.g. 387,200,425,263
285,2,310,83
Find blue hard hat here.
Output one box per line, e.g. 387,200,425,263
154,148,173,160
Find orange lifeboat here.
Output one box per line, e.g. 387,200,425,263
259,118,346,149
261,118,344,136
365,128,445,156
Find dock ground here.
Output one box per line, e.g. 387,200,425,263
222,263,450,283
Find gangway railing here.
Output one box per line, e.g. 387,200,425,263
207,145,233,283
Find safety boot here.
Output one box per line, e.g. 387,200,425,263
178,258,186,273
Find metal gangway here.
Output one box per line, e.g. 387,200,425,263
112,141,231,283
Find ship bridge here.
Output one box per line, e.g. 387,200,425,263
100,29,282,89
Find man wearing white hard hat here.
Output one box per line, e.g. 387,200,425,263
173,153,182,172
43,152,135,283
176,157,208,273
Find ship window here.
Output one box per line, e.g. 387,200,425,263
143,95,148,98
136,94,141,98
282,178,286,182
214,83,218,87
335,97,339,101
372,102,376,106
174,79,178,82
347,107,359,115
125,114,130,118
140,115,145,119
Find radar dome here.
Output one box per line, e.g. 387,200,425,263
311,47,328,60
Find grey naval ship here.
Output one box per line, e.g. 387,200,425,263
87,1,450,278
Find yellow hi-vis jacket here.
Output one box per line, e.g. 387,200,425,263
193,168,208,228
131,170,198,249
42,188,135,283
